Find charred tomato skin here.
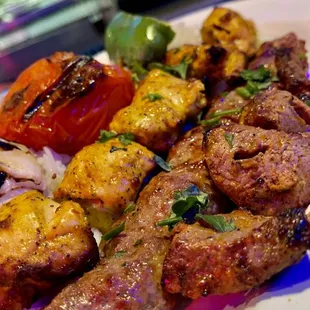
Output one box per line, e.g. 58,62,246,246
0,52,134,155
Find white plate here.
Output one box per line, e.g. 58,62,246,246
96,0,310,309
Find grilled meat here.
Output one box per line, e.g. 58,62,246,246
109,69,207,152
163,209,310,299
201,7,257,56
167,126,205,167
46,161,214,310
54,138,156,232
205,90,248,123
241,88,310,132
0,190,99,310
205,124,310,215
165,44,246,80
249,33,310,102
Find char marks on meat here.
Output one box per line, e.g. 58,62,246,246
163,209,310,299
205,124,310,215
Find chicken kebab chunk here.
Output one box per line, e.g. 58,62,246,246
201,7,257,57
165,44,246,81
205,124,310,216
55,137,156,232
0,190,99,310
109,69,207,152
47,160,220,310
163,208,310,299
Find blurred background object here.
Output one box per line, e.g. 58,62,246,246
0,0,229,84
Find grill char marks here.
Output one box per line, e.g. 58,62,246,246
23,56,104,121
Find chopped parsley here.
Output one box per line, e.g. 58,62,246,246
154,155,172,172
195,214,236,232
148,56,192,79
133,239,142,247
157,185,209,229
98,130,117,143
114,250,127,258
102,222,125,241
199,108,242,128
143,93,164,102
305,100,310,107
124,203,136,214
224,133,234,149
110,146,127,153
118,133,135,146
236,66,276,99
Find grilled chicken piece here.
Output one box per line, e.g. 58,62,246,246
201,7,257,56
163,209,310,299
55,138,155,232
249,33,310,102
0,190,99,310
46,161,219,310
165,44,246,80
241,88,310,132
205,124,310,215
0,139,46,205
204,90,249,123
109,69,207,152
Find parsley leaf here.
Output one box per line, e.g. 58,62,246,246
157,185,209,228
110,146,127,153
199,108,242,128
224,133,234,149
148,56,192,79
102,222,125,241
237,66,276,99
195,214,236,232
124,203,136,214
118,133,135,146
114,250,127,258
154,155,172,172
133,239,142,247
305,100,310,107
98,130,117,143
143,93,164,102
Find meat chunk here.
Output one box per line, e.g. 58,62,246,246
167,126,205,167
205,124,310,215
0,190,99,310
109,69,207,152
205,90,249,124
165,44,246,80
54,138,156,232
163,209,310,299
201,7,257,56
46,162,213,310
241,88,310,132
249,33,310,101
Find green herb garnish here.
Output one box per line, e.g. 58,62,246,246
195,214,236,232
224,133,234,149
102,222,125,241
124,203,136,214
199,108,242,128
305,100,310,107
118,133,135,146
236,66,276,99
157,185,209,229
154,155,172,172
98,130,117,143
143,93,164,102
157,216,183,227
148,56,192,79
110,146,127,153
114,250,127,258
134,239,142,247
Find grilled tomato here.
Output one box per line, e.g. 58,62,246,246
0,52,134,155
